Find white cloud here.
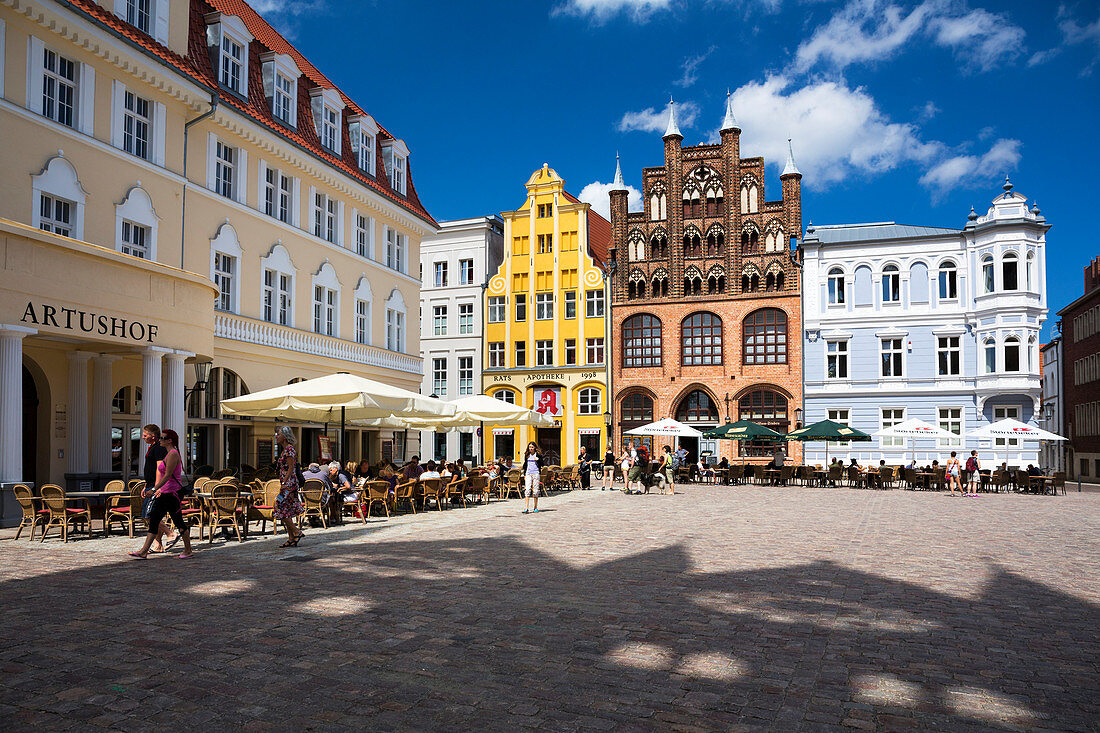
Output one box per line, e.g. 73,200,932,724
249,0,327,39
918,138,1021,197
674,47,716,88
1028,5,1100,72
725,75,941,186
553,0,673,23
793,0,1025,74
917,101,939,121
618,101,701,133
578,180,642,221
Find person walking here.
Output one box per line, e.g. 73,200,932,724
522,442,542,513
618,444,631,492
128,430,194,560
577,445,591,490
602,443,616,490
273,426,305,547
964,450,981,496
139,424,177,553
658,445,675,495
945,451,963,497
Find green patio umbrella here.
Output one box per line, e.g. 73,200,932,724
784,419,872,468
704,420,783,441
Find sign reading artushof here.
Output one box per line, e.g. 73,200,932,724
20,301,159,343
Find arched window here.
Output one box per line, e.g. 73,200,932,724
676,390,719,424
881,264,900,303
652,271,669,297
622,314,662,367
742,268,760,293
681,312,723,366
764,220,784,252
1002,251,1018,291
705,226,724,257
1004,336,1021,372
776,272,785,290
494,389,517,404
578,387,601,414
738,389,788,456
741,225,759,253
705,186,724,217
621,391,655,451
938,261,957,300
683,269,702,295
706,267,725,294
627,270,646,300
649,231,668,259
112,386,142,414
765,272,776,291
1026,251,1035,290
189,367,249,420
984,338,996,373
648,184,667,221
828,268,845,305
982,255,994,293
682,183,701,218
627,230,645,262
683,227,702,257
743,308,788,365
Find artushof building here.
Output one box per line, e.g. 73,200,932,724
801,180,1048,466
0,0,434,514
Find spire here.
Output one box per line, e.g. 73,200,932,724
612,153,627,191
663,97,682,139
781,138,801,178
1002,175,1014,198
720,89,740,132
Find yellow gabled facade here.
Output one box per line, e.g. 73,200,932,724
483,165,611,464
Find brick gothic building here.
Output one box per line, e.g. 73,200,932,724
608,97,803,464
1058,256,1100,480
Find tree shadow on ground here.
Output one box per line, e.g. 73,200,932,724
0,529,1097,732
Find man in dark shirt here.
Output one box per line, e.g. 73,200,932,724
140,424,175,551
402,456,424,480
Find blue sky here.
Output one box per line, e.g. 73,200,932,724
258,0,1099,338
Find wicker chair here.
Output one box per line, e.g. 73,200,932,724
446,476,469,508
826,464,844,487
362,480,391,519
468,474,490,504
39,484,91,542
504,471,523,499
393,478,418,514
249,480,281,535
878,466,894,489
420,478,444,511
298,479,328,529
105,484,146,538
13,484,46,540
1051,472,1066,496
207,485,246,542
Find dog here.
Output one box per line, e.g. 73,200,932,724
626,470,670,495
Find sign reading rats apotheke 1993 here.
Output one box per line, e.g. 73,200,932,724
20,301,159,342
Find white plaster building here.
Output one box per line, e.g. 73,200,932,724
1040,336,1064,472
418,217,504,464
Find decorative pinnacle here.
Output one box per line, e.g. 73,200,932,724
612,153,627,191
781,138,801,178
720,89,740,132
967,206,978,221
1003,176,1014,195
663,97,682,139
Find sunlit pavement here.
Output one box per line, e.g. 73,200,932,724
1,485,1097,732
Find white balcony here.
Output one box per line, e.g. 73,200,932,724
214,313,422,375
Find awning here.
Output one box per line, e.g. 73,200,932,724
578,428,601,435
492,428,514,436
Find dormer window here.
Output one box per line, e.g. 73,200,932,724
115,0,168,41
382,139,410,196
310,87,344,155
261,52,300,128
205,13,253,98
124,0,150,33
349,114,378,176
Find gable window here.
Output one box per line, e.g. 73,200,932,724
119,220,149,259
536,340,554,367
681,312,722,366
488,296,506,323
390,152,405,194
432,358,447,396
214,252,235,312
458,357,474,395
938,261,958,300
459,303,474,334
880,338,904,377
459,259,474,285
982,256,994,293
622,314,662,368
39,194,74,237
124,0,151,33
321,105,339,151
263,167,292,223
220,34,244,93
215,141,235,199
743,309,788,365
385,227,405,272
122,91,151,160
488,342,505,368
313,285,336,336
273,73,294,124
585,289,604,318
1002,252,1019,291
263,270,292,325
383,140,409,195
349,115,378,175
536,292,554,320
826,339,848,379
828,268,845,305
42,48,77,128
881,264,900,303
433,305,447,336
537,203,552,218
937,336,960,376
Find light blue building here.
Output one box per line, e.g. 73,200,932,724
802,181,1049,467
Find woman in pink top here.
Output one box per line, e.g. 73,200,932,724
129,429,195,559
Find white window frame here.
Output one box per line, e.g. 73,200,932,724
984,338,997,374
881,264,901,304
514,294,526,322
260,52,301,128
938,261,958,301
535,292,554,320
312,190,340,244
564,290,577,319
385,289,407,352
382,139,410,196
115,185,159,261
564,338,576,365
880,337,904,378
937,335,961,376
114,0,168,42
994,405,1021,447
353,277,373,345
458,356,474,395
273,73,294,125
829,408,851,448
39,46,78,129
488,342,505,368
310,87,344,155
259,243,296,327
495,388,516,404
827,268,845,305
578,387,601,415
488,296,506,323
880,408,906,448
32,155,86,241
311,263,341,337
111,81,165,165
349,114,378,176
937,406,963,448
1002,251,1019,291
353,212,373,258
982,256,994,294
515,341,526,366
210,223,242,313
459,259,475,285
39,193,74,238
586,337,604,365
459,303,474,335
220,34,244,94
585,289,604,318
433,305,447,336
384,226,405,273
205,15,253,97
1004,336,1021,373
261,163,294,224
434,262,448,288
536,340,554,367
826,339,848,380
432,358,447,396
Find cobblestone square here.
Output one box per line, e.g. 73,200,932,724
1,486,1097,731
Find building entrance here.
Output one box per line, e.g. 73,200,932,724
537,427,561,465
22,365,38,485
111,423,142,482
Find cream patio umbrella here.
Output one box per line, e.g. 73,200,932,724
872,417,960,465
357,394,555,430
965,418,1066,469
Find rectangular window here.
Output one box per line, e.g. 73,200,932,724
561,269,577,289
385,228,405,272
459,303,474,334
985,340,997,373
994,406,1020,447
122,91,151,160
515,294,527,322
357,128,375,173
939,266,958,300
215,141,235,199
488,296,506,323
512,236,529,256
313,192,337,243
458,357,473,395
826,340,848,380
214,252,235,312
390,153,406,194
261,270,291,325
433,305,447,336
880,408,906,448
882,269,900,302
39,194,73,237
983,260,995,293
220,34,243,93
432,358,447,396
564,339,576,366
829,408,851,448
355,214,371,257
881,338,903,377
459,259,475,285
537,203,552,218
564,291,577,319
586,337,604,365
937,336,961,376
313,286,336,336
537,233,553,253
125,0,151,33
828,271,845,305
434,262,448,288
119,220,149,259
536,340,554,366
321,106,339,151
263,167,292,223
274,73,294,124
938,407,963,448
355,299,369,344
42,49,77,127
386,309,404,351
585,289,604,318
535,292,554,320
515,341,526,367
488,342,505,368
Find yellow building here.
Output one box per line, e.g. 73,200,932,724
0,0,434,508
483,165,611,464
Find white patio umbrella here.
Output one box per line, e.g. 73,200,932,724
624,418,704,438
965,418,1066,468
873,418,959,465
358,394,555,431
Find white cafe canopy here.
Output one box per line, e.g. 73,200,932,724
966,418,1066,442
358,394,555,431
873,417,959,464
624,418,704,438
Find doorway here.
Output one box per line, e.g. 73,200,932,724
22,365,38,485
537,427,561,465
111,423,142,481
578,432,601,460
493,432,514,462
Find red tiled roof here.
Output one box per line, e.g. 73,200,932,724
562,190,611,266
64,0,436,228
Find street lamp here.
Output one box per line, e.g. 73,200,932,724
723,392,732,424
794,407,804,429
184,360,212,400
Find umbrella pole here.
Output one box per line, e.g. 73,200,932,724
341,406,346,467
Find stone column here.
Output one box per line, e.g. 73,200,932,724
163,352,189,436
90,355,120,473
66,351,94,474
141,348,168,431
0,326,35,482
